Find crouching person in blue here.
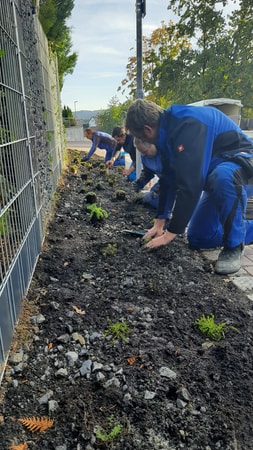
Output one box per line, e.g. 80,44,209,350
133,138,163,210
82,128,117,163
125,99,253,275
106,126,137,181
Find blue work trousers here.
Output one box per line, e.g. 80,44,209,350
187,162,253,249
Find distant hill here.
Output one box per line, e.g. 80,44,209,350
75,110,100,120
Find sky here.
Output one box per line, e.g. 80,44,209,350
60,0,172,112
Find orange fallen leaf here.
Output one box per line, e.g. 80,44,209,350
48,342,53,350
9,442,28,450
72,305,86,315
127,355,142,366
18,417,54,433
127,357,137,366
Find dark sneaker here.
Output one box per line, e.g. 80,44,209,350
215,244,243,275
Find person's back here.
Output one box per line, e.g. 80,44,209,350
82,128,117,163
108,126,137,181
125,98,253,275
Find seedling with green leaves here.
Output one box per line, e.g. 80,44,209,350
95,414,123,443
99,167,107,175
115,189,126,200
107,176,117,186
101,243,117,257
69,164,78,174
194,313,239,341
85,191,97,204
104,319,132,346
86,203,108,222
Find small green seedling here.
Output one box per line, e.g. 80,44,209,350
86,203,108,222
95,415,123,443
101,243,118,257
115,189,126,200
99,167,107,175
69,164,78,174
194,314,239,341
72,156,81,164
85,191,97,204
81,161,93,170
104,319,132,346
107,176,117,186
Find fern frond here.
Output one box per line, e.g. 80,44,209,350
18,416,54,433
8,443,28,450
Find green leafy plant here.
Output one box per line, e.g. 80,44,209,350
101,243,117,257
95,415,123,443
99,167,107,175
85,192,97,204
83,162,93,171
86,203,108,222
115,189,126,200
104,319,132,346
194,314,239,341
46,130,53,142
107,176,117,186
0,211,9,236
49,154,53,165
69,164,78,174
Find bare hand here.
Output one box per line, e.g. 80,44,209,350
143,218,165,240
145,230,177,249
122,168,132,176
106,159,114,168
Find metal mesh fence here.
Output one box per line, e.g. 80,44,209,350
0,0,65,378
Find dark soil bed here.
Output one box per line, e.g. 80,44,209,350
1,150,253,450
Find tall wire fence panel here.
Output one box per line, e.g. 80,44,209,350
0,0,65,379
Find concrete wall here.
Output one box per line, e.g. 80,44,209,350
65,126,84,141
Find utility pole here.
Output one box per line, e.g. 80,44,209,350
135,0,146,177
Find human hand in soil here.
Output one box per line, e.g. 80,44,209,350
143,218,165,240
122,168,133,176
145,230,177,248
106,159,114,168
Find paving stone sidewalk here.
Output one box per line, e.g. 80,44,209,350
201,245,253,301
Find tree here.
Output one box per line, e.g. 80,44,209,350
96,97,130,134
118,21,190,105
227,0,253,115
153,0,253,113
62,105,73,118
38,0,77,90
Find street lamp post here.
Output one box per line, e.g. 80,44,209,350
135,0,146,177
74,101,78,119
